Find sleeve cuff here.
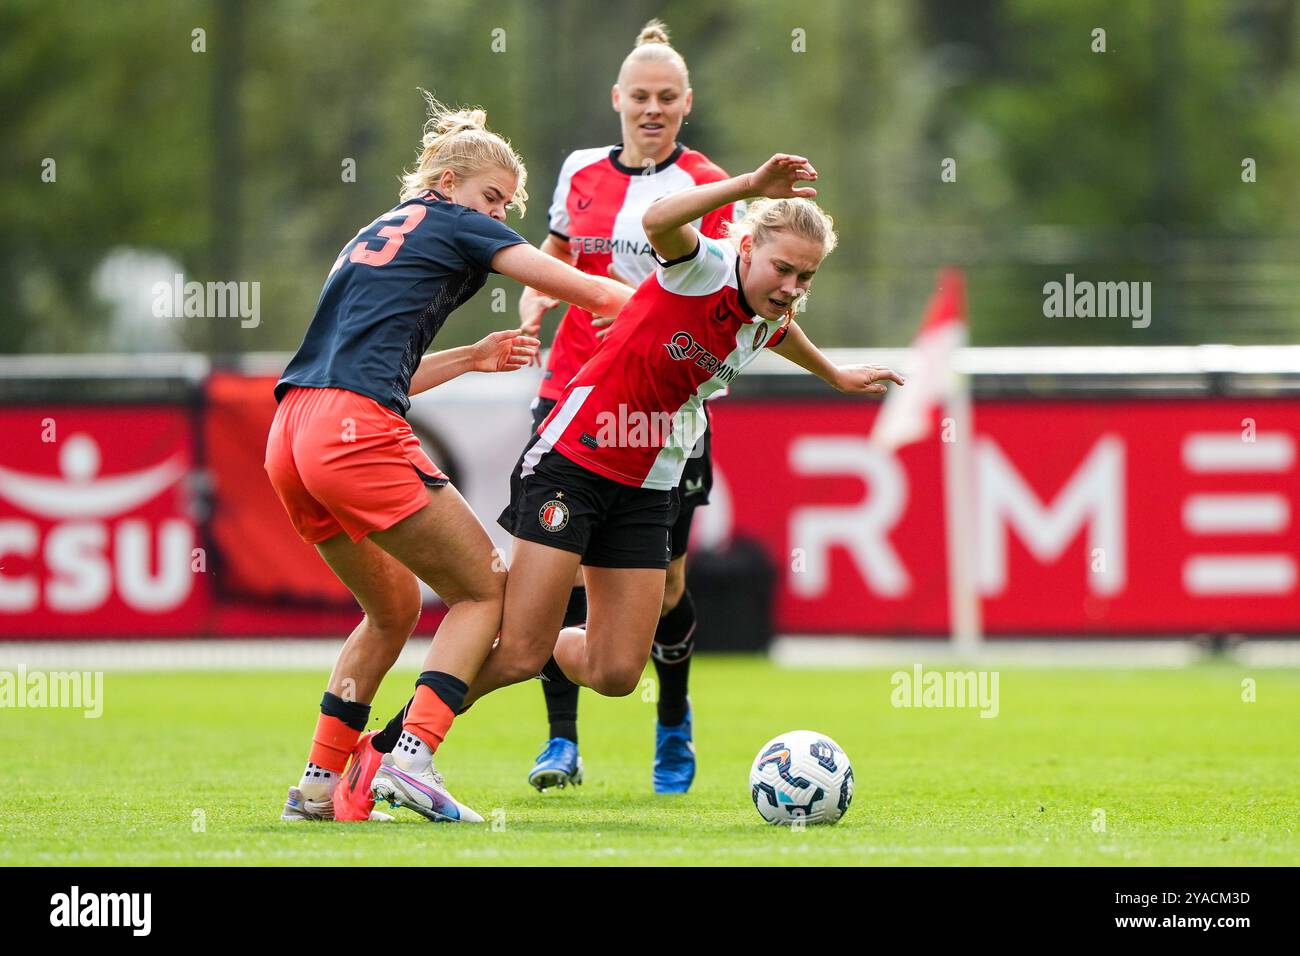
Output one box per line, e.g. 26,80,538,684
651,238,702,269
487,236,529,274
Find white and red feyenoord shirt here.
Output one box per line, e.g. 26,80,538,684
539,143,736,401
527,234,791,491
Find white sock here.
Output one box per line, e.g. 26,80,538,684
393,730,433,771
298,761,336,801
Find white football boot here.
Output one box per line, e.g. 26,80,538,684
280,785,393,822
371,753,484,823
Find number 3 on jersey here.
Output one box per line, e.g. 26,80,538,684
329,205,427,276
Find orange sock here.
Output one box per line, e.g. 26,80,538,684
309,713,360,773
403,684,456,753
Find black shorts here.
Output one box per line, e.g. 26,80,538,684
531,397,712,561
499,432,679,569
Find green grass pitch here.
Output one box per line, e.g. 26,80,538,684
2,656,1296,866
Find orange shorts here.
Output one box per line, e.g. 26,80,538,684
264,386,448,544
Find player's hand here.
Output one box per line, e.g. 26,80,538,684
471,328,540,373
832,364,904,396
747,154,818,200
519,287,559,366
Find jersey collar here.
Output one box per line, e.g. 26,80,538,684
608,143,685,176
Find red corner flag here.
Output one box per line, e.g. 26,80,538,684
869,268,967,451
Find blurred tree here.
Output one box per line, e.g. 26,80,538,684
2,0,1298,355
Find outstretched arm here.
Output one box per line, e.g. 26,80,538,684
642,153,820,262
492,242,632,321
409,329,540,397
517,233,572,336
517,233,574,366
771,321,904,396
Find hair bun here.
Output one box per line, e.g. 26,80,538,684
635,18,671,46
402,91,528,213
436,107,488,137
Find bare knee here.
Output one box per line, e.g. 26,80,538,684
589,660,643,698
445,566,507,610
498,645,552,686
365,587,422,640
490,620,556,685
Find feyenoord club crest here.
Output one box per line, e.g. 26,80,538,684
539,495,570,532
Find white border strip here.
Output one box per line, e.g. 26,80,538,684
0,640,429,672
0,637,1295,671
772,636,1252,669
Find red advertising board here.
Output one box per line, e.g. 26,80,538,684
0,406,209,635
709,399,1300,634
2,390,1296,637
204,372,355,604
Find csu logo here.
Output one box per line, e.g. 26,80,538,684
0,430,195,616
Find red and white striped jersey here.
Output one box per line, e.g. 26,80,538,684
539,143,736,401
528,234,790,491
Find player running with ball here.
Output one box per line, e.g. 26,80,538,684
517,19,739,794
450,154,903,734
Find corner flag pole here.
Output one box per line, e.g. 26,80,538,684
942,369,983,658
869,268,982,655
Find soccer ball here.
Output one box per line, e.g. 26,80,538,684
749,730,853,825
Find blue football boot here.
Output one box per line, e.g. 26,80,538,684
528,737,583,791
653,703,696,793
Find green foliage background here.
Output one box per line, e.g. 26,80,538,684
3,0,1298,355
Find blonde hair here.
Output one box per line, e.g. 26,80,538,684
618,18,689,87
399,90,529,215
725,198,838,256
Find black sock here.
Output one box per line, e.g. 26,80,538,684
373,699,410,754
373,671,469,754
320,691,371,732
543,679,579,744
562,586,588,628
538,653,580,745
651,589,696,727
538,587,585,743
416,670,468,713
